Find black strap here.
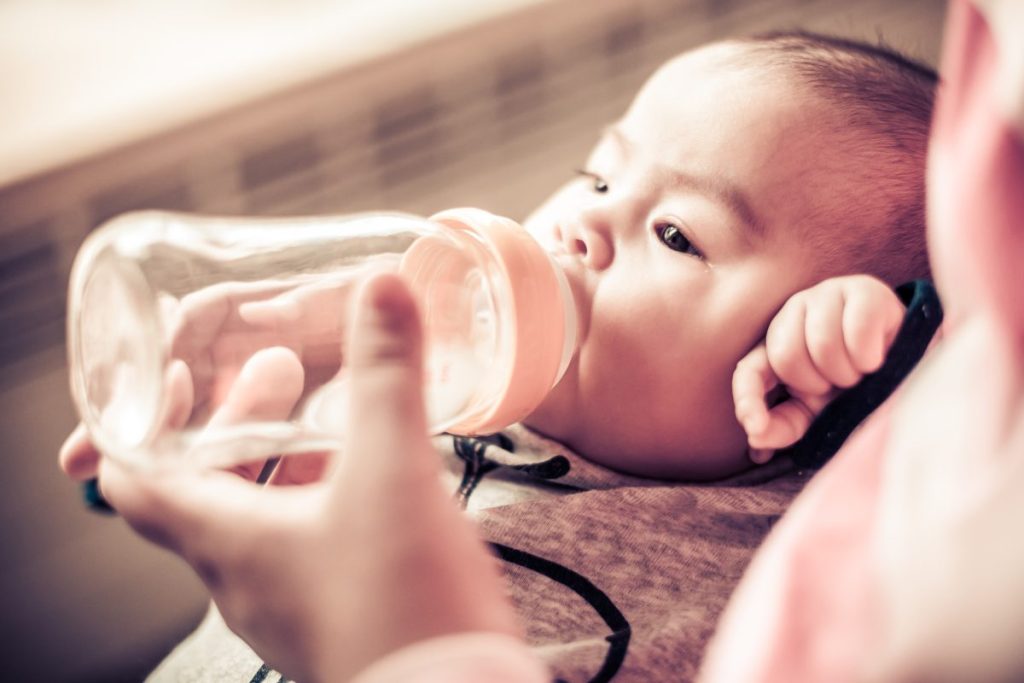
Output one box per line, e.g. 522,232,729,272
81,477,115,514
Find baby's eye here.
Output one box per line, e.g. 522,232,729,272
656,222,704,259
574,168,609,194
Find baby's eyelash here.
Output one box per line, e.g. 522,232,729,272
574,168,609,194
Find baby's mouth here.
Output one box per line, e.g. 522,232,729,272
534,234,565,257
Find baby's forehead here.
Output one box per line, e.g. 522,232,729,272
633,44,848,170
655,42,762,77
649,42,815,102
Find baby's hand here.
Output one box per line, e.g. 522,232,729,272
732,275,905,463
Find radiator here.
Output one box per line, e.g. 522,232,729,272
0,0,935,386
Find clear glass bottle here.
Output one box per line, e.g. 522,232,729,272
67,208,577,470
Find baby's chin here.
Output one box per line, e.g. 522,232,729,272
519,404,569,446
522,407,755,481
521,371,752,480
521,361,587,439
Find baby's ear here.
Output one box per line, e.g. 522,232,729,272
926,11,1024,335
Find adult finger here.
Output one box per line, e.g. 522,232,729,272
97,453,277,559
59,424,100,482
160,359,197,432
331,273,433,489
239,277,353,340
268,451,329,486
169,282,292,413
325,272,523,657
170,281,296,354
60,360,193,482
204,346,306,478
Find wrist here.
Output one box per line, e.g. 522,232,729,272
348,632,548,683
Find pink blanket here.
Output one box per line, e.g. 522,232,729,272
700,2,1024,681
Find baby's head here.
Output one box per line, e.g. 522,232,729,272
521,31,936,480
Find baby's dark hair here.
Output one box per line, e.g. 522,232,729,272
733,30,937,284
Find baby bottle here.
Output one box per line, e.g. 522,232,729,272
67,208,577,470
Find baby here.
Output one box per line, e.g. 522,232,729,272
516,32,933,480
61,31,938,683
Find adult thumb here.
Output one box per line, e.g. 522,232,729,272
332,272,435,487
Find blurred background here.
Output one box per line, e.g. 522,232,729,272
0,0,946,680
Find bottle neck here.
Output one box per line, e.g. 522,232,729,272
425,209,578,436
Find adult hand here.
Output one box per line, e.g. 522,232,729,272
89,273,524,682
168,276,356,419
60,273,359,483
60,345,313,484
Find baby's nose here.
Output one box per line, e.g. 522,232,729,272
559,219,612,270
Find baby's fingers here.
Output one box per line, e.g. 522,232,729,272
749,399,818,459
804,286,862,388
733,346,822,459
842,279,906,374
765,296,832,396
733,344,776,439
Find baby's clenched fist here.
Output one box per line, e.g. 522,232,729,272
733,275,905,463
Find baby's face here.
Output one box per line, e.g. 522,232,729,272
521,44,845,480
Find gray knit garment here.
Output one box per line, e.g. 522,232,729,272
149,424,809,683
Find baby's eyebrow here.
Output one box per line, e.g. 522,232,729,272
603,125,765,242
667,168,764,242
